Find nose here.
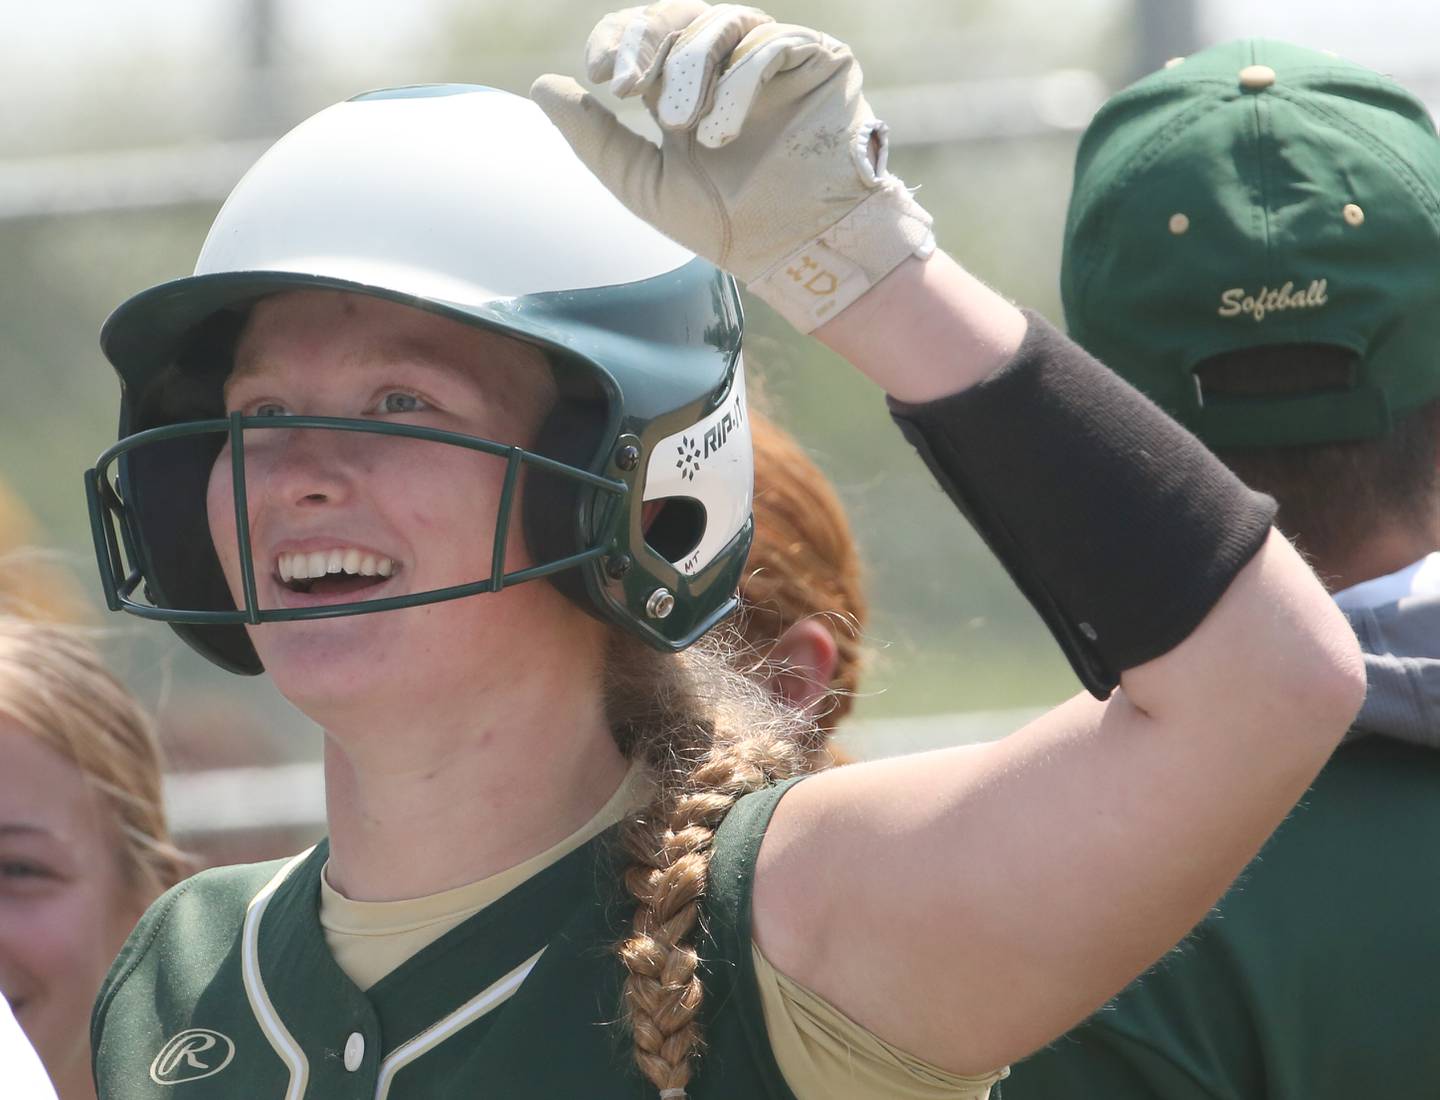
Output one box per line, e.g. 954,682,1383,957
245,424,359,508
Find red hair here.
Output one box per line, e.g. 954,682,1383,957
736,411,866,753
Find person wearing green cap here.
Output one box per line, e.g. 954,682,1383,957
999,39,1440,1100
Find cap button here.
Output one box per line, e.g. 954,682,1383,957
1238,64,1276,91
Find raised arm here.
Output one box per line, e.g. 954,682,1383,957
748,249,1362,1072
533,3,1363,1077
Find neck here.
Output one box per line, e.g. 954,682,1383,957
1310,524,1439,593
55,1054,97,1100
321,672,627,902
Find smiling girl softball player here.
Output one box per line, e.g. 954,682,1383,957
85,4,1362,1098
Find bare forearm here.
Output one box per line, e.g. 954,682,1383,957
814,251,1027,403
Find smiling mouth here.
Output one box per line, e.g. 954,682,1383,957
276,548,399,598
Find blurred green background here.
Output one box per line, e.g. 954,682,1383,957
2,0,1430,775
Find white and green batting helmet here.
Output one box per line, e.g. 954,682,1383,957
87,85,753,674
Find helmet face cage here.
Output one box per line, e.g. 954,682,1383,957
88,271,752,674
88,414,627,613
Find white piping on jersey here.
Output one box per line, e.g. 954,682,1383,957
242,848,315,1100
373,947,545,1100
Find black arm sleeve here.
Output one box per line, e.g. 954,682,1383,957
888,310,1276,698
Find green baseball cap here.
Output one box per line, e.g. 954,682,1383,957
1062,40,1440,447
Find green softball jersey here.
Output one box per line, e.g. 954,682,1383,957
999,586,1440,1100
92,776,1003,1098
998,737,1440,1100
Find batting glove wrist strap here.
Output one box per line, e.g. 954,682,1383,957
532,2,936,333
749,168,935,331
889,311,1278,699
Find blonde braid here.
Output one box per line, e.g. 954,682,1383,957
606,633,812,1097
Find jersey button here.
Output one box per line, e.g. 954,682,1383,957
343,1032,365,1072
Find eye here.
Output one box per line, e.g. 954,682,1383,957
251,402,289,418
0,858,62,895
380,391,428,414
0,860,50,880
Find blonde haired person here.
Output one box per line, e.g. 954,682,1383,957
0,615,187,1100
738,410,866,767
87,6,1360,1099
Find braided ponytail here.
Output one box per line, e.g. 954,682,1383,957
606,631,813,1097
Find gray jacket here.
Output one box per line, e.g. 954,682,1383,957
1347,593,1440,747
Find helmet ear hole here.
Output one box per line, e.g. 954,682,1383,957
644,497,707,565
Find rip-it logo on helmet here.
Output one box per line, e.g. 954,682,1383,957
703,389,745,458
647,365,753,579
676,436,701,481
673,387,746,483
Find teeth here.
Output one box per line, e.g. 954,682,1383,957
275,549,398,583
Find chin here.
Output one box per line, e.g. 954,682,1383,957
252,618,402,703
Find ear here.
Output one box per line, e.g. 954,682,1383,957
765,617,839,714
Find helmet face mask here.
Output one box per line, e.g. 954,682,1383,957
90,405,628,619
87,86,754,674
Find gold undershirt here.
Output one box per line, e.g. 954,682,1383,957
319,764,1004,1099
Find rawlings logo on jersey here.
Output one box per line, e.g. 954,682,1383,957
149,1029,236,1085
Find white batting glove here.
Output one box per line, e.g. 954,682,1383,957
531,1,935,333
